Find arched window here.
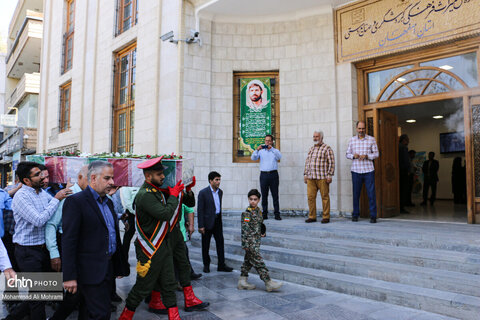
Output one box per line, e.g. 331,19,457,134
376,66,468,102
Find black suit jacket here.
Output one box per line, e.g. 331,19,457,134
62,187,129,285
197,186,223,231
422,160,439,182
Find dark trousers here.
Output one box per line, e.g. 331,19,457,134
201,216,225,268
423,179,437,204
407,173,414,204
50,291,81,320
78,261,114,320
175,242,195,281
260,170,280,215
10,244,51,320
399,170,409,209
352,171,377,218
122,211,136,259
1,233,18,271
50,232,81,320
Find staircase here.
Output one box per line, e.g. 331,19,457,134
188,215,480,319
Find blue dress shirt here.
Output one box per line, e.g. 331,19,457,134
88,186,117,255
251,147,282,171
12,185,59,246
210,186,221,214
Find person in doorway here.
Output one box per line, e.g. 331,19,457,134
398,134,410,213
251,135,282,220
406,150,416,206
421,152,439,206
304,130,335,223
452,157,466,204
238,189,282,292
197,171,233,273
346,121,379,223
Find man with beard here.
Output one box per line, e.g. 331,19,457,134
62,161,129,320
5,162,71,320
119,157,208,320
246,80,269,111
346,121,379,223
304,130,335,223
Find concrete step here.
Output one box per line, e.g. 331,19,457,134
191,237,480,298
188,246,480,319
217,216,480,254
218,226,480,275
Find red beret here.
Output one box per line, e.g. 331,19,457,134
137,156,165,169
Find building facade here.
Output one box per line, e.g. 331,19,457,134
2,0,42,186
38,0,480,223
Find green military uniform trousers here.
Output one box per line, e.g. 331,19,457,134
241,245,271,282
152,224,191,294
125,239,177,309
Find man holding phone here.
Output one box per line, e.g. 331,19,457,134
251,135,282,220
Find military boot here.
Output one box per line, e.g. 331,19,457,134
148,290,167,314
265,279,282,292
183,285,210,312
118,306,135,320
237,276,256,290
168,306,181,320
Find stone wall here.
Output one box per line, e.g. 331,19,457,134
182,3,357,213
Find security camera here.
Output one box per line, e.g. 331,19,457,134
189,30,199,38
160,31,174,42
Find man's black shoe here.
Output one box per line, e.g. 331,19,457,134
217,265,233,272
263,214,268,220
420,201,427,206
203,266,210,273
370,217,377,223
352,216,359,222
190,272,202,280
400,208,409,213
305,218,317,223
274,215,282,220
111,292,122,302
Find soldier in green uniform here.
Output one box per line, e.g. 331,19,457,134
119,157,186,320
238,189,282,292
148,176,210,314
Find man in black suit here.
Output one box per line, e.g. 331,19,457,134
62,161,129,320
421,152,440,206
197,171,233,273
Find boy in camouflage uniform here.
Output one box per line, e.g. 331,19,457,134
238,189,282,292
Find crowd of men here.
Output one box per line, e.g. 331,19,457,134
0,121,399,320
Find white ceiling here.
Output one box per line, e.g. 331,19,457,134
388,99,463,123
198,0,352,22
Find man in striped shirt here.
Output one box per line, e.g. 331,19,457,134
304,130,335,223
346,121,379,223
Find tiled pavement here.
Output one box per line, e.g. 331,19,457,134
0,257,458,320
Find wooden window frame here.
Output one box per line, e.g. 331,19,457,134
116,0,138,36
59,81,72,133
62,0,75,73
233,71,280,163
112,43,136,153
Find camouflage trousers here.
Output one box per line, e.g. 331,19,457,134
240,247,270,282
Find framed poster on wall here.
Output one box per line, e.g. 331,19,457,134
233,71,280,163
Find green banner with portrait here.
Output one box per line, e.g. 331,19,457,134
239,77,272,155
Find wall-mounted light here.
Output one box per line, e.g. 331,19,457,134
397,77,406,82
433,115,444,119
406,119,416,123
439,65,453,70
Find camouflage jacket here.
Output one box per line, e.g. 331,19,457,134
241,206,263,249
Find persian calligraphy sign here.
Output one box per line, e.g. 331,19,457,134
335,0,480,63
239,77,272,156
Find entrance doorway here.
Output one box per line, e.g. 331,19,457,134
355,38,480,223
387,99,467,222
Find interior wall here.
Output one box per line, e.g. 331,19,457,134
400,116,465,200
